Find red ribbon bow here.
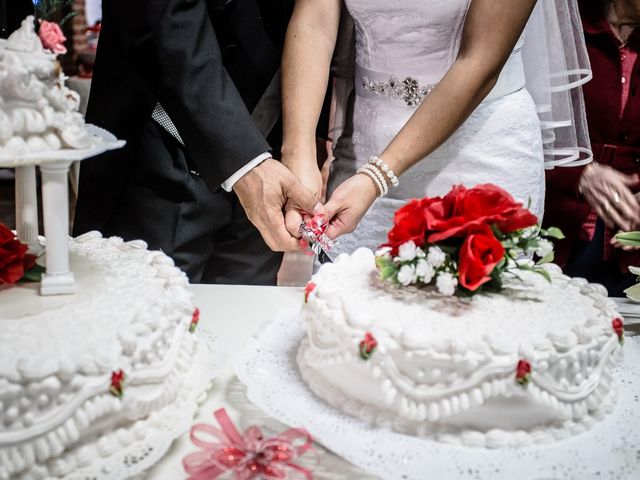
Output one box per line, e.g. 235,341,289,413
183,409,314,480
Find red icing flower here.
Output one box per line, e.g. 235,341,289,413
110,370,125,398
515,360,532,387
0,224,36,285
304,282,316,303
612,317,624,344
189,307,200,333
457,224,505,291
426,184,538,243
39,20,67,54
359,332,378,360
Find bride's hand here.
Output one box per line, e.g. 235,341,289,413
325,173,378,239
282,151,324,238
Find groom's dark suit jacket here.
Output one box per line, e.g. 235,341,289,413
74,0,296,283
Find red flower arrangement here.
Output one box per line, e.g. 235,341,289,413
612,317,624,345
109,370,125,398
376,184,563,295
0,224,38,285
359,332,378,360
189,308,200,333
515,360,532,387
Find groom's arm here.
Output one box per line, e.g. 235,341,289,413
109,0,269,191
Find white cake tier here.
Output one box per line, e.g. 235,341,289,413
298,248,623,447
0,232,199,478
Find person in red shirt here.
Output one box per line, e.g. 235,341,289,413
544,0,640,296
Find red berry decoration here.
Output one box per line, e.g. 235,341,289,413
515,360,532,387
110,370,125,398
304,282,316,304
359,332,378,360
189,307,200,333
612,317,624,345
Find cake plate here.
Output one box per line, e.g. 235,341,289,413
235,310,640,480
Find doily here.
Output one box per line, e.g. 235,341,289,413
64,328,227,480
235,310,640,480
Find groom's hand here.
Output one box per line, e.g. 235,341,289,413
233,158,324,251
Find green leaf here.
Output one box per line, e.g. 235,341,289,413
517,263,551,283
20,264,46,283
536,251,554,265
380,265,398,282
614,231,640,247
540,227,565,240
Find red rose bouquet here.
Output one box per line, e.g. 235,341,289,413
375,184,564,296
0,224,42,285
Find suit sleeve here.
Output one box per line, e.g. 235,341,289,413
111,0,270,191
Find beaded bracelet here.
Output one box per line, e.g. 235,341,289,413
357,166,387,197
368,156,399,188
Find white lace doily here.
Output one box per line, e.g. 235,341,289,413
235,310,640,480
65,329,227,480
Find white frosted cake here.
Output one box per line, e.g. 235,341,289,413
0,16,97,157
298,248,624,448
0,232,199,479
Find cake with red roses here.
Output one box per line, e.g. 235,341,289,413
298,184,623,448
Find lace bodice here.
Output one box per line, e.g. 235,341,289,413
344,0,471,81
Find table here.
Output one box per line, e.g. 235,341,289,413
143,286,638,479
144,285,371,479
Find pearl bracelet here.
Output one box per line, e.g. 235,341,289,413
368,156,399,188
357,166,387,197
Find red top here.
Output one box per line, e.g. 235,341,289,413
544,0,640,270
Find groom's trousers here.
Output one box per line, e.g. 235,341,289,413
90,118,282,285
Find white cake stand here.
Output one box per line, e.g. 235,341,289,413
0,125,124,295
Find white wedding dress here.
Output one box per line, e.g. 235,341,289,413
327,0,547,257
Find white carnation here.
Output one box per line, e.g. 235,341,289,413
436,272,458,296
415,259,435,283
427,246,446,268
398,241,418,262
535,239,553,258
397,264,417,286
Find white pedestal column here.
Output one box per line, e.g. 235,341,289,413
14,165,43,255
40,160,75,295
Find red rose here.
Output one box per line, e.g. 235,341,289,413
0,224,36,285
384,197,439,255
109,369,125,398
189,307,200,333
304,282,316,303
612,317,624,344
457,224,505,291
515,359,532,386
359,332,378,360
427,184,538,243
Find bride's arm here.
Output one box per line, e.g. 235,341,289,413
325,0,537,238
380,0,537,175
280,0,342,232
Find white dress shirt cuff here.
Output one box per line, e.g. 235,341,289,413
221,152,271,192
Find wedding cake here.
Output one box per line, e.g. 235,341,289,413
0,17,96,156
0,17,201,480
298,185,624,448
0,232,200,479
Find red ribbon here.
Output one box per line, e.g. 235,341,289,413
183,409,314,480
